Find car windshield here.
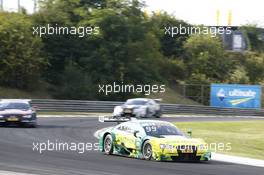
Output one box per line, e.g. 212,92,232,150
0,102,30,110
125,100,147,105
142,122,184,137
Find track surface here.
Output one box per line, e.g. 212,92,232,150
0,116,263,175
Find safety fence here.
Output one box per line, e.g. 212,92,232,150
31,99,264,116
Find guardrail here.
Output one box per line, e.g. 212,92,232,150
31,99,264,116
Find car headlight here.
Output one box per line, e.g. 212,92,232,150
23,114,32,118
160,144,174,150
0,115,3,118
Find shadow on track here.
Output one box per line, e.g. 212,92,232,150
101,153,235,166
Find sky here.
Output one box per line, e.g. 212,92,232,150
2,0,264,27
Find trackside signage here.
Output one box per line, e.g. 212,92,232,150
210,84,262,109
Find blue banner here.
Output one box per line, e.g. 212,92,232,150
210,84,262,109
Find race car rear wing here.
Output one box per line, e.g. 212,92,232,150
98,115,134,123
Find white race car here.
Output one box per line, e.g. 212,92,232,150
113,98,162,118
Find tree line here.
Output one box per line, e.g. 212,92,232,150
0,0,263,101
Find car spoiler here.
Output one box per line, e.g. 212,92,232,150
98,116,135,123
153,98,162,103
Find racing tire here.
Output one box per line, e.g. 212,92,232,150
144,108,151,118
104,134,113,155
21,122,37,128
142,140,152,160
28,123,37,128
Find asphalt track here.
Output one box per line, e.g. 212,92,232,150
0,116,263,175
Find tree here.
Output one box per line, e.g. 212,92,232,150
147,12,190,58
229,65,250,84
34,0,168,99
244,52,264,83
241,25,264,52
184,34,233,83
0,12,47,90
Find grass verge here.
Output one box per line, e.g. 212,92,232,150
175,121,264,160
0,86,51,99
148,87,200,105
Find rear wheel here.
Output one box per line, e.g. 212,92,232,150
144,108,151,118
104,134,113,154
142,140,152,160
155,109,162,118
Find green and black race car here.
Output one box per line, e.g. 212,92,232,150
98,119,211,161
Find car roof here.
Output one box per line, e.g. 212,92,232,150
0,99,31,104
127,98,149,101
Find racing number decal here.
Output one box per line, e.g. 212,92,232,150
145,126,157,133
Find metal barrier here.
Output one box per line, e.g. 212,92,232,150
31,99,264,116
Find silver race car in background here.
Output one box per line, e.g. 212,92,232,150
0,99,37,127
113,98,162,118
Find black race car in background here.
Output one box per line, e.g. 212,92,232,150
0,99,37,127
113,98,162,118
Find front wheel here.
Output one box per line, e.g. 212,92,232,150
104,134,113,154
142,140,152,160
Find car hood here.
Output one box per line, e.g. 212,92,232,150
0,109,33,115
150,135,205,145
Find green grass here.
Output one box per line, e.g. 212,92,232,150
149,87,200,105
175,121,264,160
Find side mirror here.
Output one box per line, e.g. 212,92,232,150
134,131,140,138
32,106,39,111
187,129,192,137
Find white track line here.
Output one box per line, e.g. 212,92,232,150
38,115,97,118
0,171,37,175
212,153,264,168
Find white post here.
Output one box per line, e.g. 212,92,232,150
18,0,20,12
33,0,37,13
0,0,3,11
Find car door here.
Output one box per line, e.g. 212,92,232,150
115,123,137,150
123,124,137,149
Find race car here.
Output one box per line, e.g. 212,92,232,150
0,99,37,127
98,119,211,161
113,98,162,118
